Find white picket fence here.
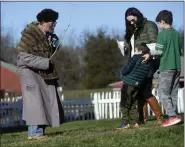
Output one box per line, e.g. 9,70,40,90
63,88,184,121
0,88,184,127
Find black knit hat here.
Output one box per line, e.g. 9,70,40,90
36,9,59,22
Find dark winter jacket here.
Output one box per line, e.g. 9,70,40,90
117,54,153,87
124,18,158,58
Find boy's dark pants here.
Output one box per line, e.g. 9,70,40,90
120,84,139,124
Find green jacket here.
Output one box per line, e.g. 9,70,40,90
117,54,153,87
124,18,158,58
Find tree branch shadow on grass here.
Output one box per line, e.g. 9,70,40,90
45,131,65,137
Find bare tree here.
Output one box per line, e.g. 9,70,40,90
1,27,17,65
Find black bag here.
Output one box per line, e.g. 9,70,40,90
152,55,161,73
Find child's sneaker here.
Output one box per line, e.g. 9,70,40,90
134,123,140,128
116,123,130,129
161,116,181,127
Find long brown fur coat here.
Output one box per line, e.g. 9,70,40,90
18,21,59,80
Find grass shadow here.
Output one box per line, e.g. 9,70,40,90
45,131,65,137
1,125,27,134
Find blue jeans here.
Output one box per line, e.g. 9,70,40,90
28,125,46,137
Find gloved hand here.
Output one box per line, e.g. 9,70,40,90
47,59,56,74
51,34,60,48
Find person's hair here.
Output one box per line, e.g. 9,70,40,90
36,9,58,23
124,7,145,43
135,43,150,54
155,10,173,25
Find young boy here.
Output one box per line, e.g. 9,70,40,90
154,10,182,127
116,43,153,129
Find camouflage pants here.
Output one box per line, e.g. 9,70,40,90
158,70,180,117
120,85,139,124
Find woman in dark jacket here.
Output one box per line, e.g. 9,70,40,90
122,7,163,125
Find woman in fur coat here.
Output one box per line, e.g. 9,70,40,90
17,9,65,140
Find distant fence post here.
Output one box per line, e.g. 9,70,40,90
105,92,108,119
93,93,100,120
177,88,184,113
108,92,113,119
17,97,24,125
101,92,105,119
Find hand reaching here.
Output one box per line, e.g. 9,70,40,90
51,34,60,48
142,53,150,63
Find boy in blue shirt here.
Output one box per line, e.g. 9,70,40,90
116,43,154,129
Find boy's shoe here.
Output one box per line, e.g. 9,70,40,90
133,123,140,128
116,123,130,129
161,116,181,127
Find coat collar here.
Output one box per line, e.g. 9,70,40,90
21,21,47,40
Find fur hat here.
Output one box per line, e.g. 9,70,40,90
36,9,59,22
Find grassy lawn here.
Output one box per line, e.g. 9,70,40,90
62,88,113,100
1,119,184,147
